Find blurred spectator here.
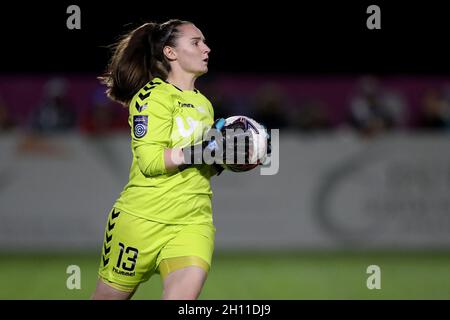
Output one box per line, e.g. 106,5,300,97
80,86,127,135
0,96,16,132
29,77,76,132
252,83,289,129
292,98,332,132
418,87,450,130
348,76,407,137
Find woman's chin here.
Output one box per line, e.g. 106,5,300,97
196,68,208,76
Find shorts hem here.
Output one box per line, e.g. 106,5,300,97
98,270,153,291
157,255,211,279
98,275,138,293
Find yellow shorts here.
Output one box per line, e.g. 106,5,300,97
97,208,215,292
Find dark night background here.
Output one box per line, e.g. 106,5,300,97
1,1,449,74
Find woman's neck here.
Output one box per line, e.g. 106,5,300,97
166,73,197,91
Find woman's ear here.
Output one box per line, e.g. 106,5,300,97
163,46,177,61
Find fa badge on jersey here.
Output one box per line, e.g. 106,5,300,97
133,115,148,138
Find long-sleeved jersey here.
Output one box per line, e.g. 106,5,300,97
114,78,216,224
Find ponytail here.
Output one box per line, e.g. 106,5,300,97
99,19,190,105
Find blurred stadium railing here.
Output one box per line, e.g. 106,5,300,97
1,74,450,252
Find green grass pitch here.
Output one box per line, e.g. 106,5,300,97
1,251,449,299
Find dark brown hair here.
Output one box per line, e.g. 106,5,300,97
99,19,191,105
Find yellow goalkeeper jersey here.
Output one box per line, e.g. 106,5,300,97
114,78,216,224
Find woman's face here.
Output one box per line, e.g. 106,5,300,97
169,23,211,76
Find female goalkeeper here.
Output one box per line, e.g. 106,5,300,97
91,19,247,300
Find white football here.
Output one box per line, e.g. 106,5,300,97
223,115,269,165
